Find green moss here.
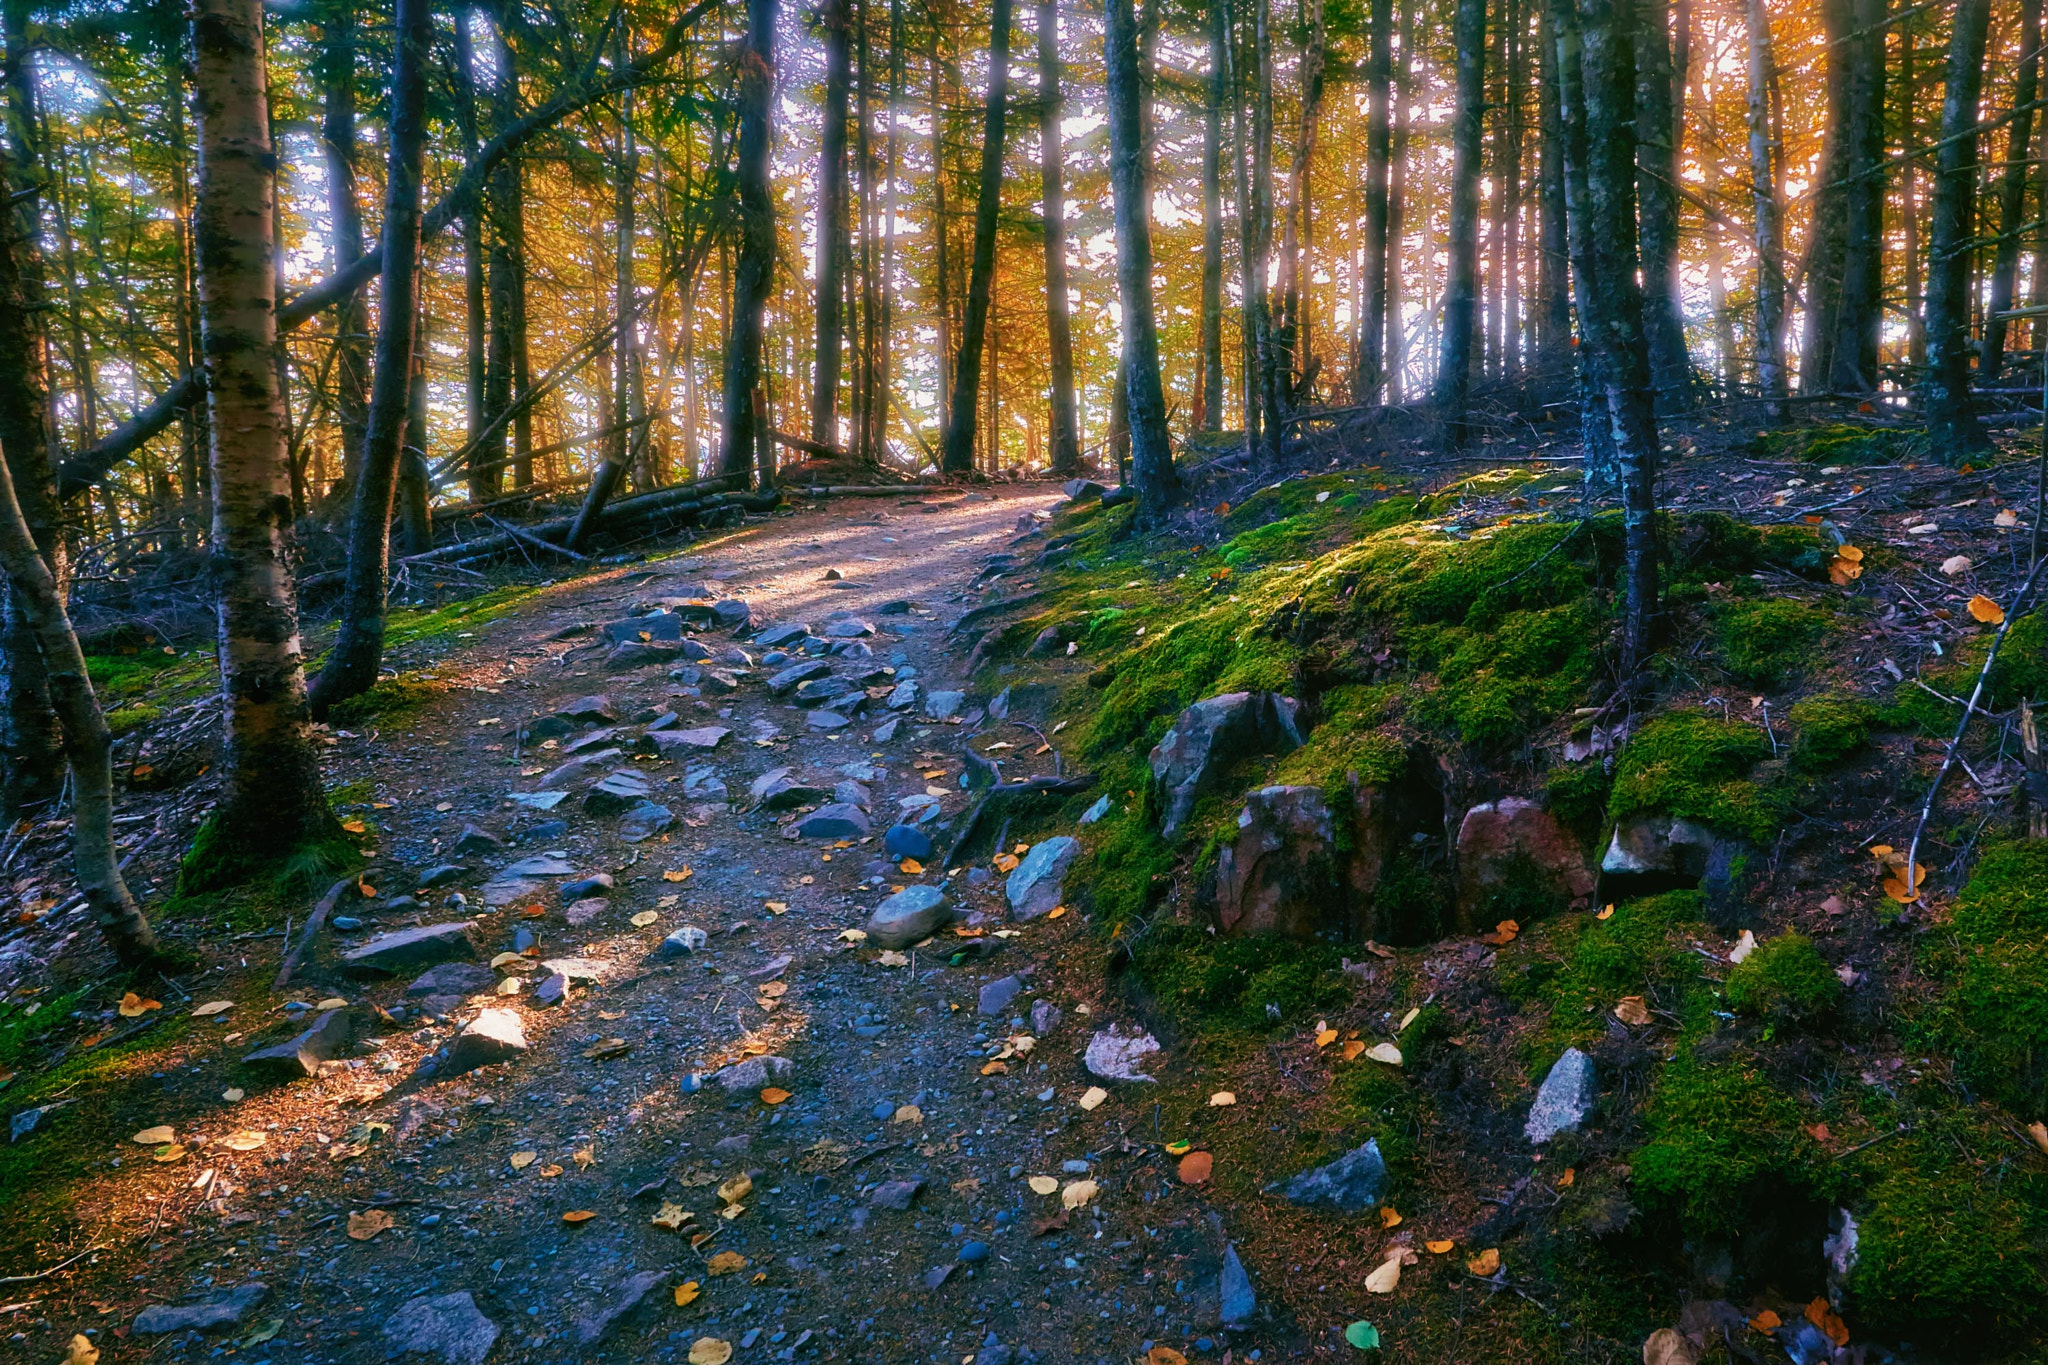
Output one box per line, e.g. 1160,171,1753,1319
1083,608,1300,758
1633,1050,1816,1236
1712,598,1830,688
1409,601,1597,749
1726,933,1842,1024
1787,695,1883,773
378,583,543,652
105,703,162,735
1607,712,1781,843
326,672,446,726
1746,422,1918,466
1129,920,1346,1036
1329,1058,1424,1177
176,817,357,903
1986,610,2048,711
1847,1130,2046,1348
1272,684,1406,803
1505,892,1704,1054
1542,761,1614,840
1941,839,2048,1117
0,985,88,1072
84,648,185,700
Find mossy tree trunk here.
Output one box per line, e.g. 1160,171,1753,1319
188,0,337,882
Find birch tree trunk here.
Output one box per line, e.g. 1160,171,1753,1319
187,0,336,882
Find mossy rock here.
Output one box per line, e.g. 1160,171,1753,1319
1726,933,1841,1025
1941,839,2048,1118
1712,598,1831,689
1745,422,1919,466
1608,712,1782,844
1127,920,1347,1036
326,672,446,726
1787,695,1884,774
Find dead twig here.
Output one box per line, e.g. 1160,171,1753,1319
273,876,358,991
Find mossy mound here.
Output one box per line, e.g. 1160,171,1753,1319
1502,891,1705,1056
1726,933,1841,1025
1787,695,1886,774
1712,598,1831,688
1940,839,2048,1118
1632,1050,1821,1236
1607,712,1782,843
326,672,446,726
1746,422,1919,466
1127,920,1347,1036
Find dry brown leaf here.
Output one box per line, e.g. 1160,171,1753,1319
1997,508,2022,528
898,858,924,874
1614,996,1652,1026
1209,1091,1236,1106
1806,1298,1850,1346
220,1130,268,1151
1028,1175,1060,1195
1145,1348,1188,1365
1642,1327,1701,1365
688,1338,732,1365
652,1202,694,1231
1481,918,1520,946
1314,1027,1338,1048
132,1125,175,1146
1751,1309,1782,1331
192,1001,234,1017
1177,1151,1213,1184
1341,1040,1366,1062
893,1104,923,1124
572,1146,596,1169
117,992,161,1018
1556,1167,1576,1188
63,1335,98,1365
992,853,1020,873
153,1144,187,1163
674,1280,702,1306
1364,1042,1403,1066
1061,1179,1098,1209
707,1250,749,1276
760,1086,791,1105
630,910,660,928
1596,903,1615,920
2027,1121,2048,1155
539,1163,564,1178
347,1209,395,1241
718,1173,753,1205
1364,1254,1403,1294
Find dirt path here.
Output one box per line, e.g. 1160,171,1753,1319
35,485,1263,1365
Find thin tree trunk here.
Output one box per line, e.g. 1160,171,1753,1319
308,0,432,718
720,0,779,481
1437,0,1487,443
1924,0,1992,456
1984,0,2042,381
1827,0,1888,390
1387,0,1413,402
1039,0,1083,470
399,312,434,554
187,0,335,879
1273,0,1325,395
1357,0,1394,402
1743,0,1787,419
1797,0,1854,390
320,3,369,504
1105,0,1182,522
813,0,853,450
1252,0,1282,455
1537,0,1570,366
453,7,487,456
1634,0,1687,406
1231,0,1262,449
929,31,953,438
878,0,904,463
940,0,1012,473
1197,0,1228,430
482,2,524,497
616,47,647,488
1901,22,1926,372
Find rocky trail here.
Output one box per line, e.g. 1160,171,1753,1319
10,485,1288,1365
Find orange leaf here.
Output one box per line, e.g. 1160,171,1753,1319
1968,594,2006,625
1177,1151,1213,1184
1378,1205,1402,1227
562,1210,597,1224
759,1087,791,1106
1425,1239,1455,1254
1465,1247,1501,1276
1595,904,1615,920
1805,1298,1850,1347
117,992,161,1018
1751,1309,1782,1331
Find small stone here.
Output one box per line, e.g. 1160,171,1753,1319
833,780,873,810
1525,1047,1598,1144
794,803,871,839
557,694,619,723
1078,795,1112,825
768,660,832,695
564,897,609,926
807,710,853,730
923,690,965,721
584,770,653,815
332,915,364,931
872,717,902,743
498,854,577,878
750,767,830,810
340,923,477,978
646,725,731,754
869,1178,924,1211
661,926,709,957
865,884,951,949
978,975,1026,1016
540,957,605,984
132,1283,269,1336
822,616,874,638
1281,1138,1388,1211
559,874,615,901
1083,1024,1161,1082
1005,836,1079,920
437,1009,528,1076
533,972,570,1008
451,824,506,856
711,1054,794,1090
756,623,812,648
618,801,676,842
883,824,934,860
417,864,467,889
698,668,743,695
405,963,496,997
574,1270,669,1345
242,1009,350,1079
1030,999,1063,1035
381,1291,500,1365
1220,1244,1256,1325
959,1240,992,1264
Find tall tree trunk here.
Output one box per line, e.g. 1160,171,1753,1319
1923,0,1992,456
813,0,853,450
1537,0,1571,365
1983,0,2042,381
453,6,487,457
1252,0,1282,455
1038,0,1083,470
1231,0,1263,450
878,0,904,464
1197,0,1227,430
940,0,1012,474
1357,0,1394,402
1552,0,1659,675
1273,0,1326,395
1827,0,1887,390
308,0,432,719
721,0,779,481
616,54,647,488
1900,23,1925,372
0,0,62,818
929,31,953,439
1743,0,1787,419
482,3,525,497
1437,0,1487,443
1387,0,1414,402
1105,0,1182,522
853,0,879,464
320,2,369,505
1634,0,1688,407
1501,0,1525,381
187,0,336,880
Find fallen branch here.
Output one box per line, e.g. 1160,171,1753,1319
483,514,591,563
274,876,357,991
942,774,1096,869
0,1246,106,1287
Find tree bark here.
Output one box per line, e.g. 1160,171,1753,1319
319,1,369,504
1742,0,1787,419
1436,0,1487,443
1983,0,2042,381
1230,0,1262,452
813,0,853,450
1355,0,1393,403
1273,0,1326,395
940,0,1012,474
453,7,486,465
1197,0,1228,430
1923,0,1992,456
1827,0,1887,391
399,313,433,555
0,0,63,817
1537,0,1571,363
1105,0,1182,523
1634,0,1688,407
308,0,432,719
1038,0,1083,470
721,0,779,481
188,0,335,879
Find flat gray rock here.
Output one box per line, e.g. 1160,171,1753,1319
869,1178,925,1210
557,695,617,723
243,1009,350,1078
750,766,829,810
806,710,853,730
417,864,467,889
754,622,810,648
604,641,681,672
1005,835,1079,919
574,1269,669,1345
538,750,621,790
768,659,832,694
1525,1047,1598,1143
646,726,730,753
436,1008,528,1076
540,957,606,984
1221,1244,1256,1325
499,855,576,877
924,689,966,721
822,616,874,638
134,1283,269,1335
478,877,544,908
584,770,653,815
382,1290,500,1365
618,801,675,842
887,679,920,710
865,884,950,949
978,974,1026,1016
564,897,609,926
406,962,496,997
1282,1138,1388,1212
341,923,477,977
1083,1024,1161,1082
794,802,870,838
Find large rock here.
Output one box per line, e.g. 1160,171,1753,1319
382,1291,500,1365
1149,692,1304,837
618,801,675,842
1525,1047,1598,1144
768,660,832,694
1602,815,1716,880
1453,797,1596,930
924,690,966,721
754,621,810,648
750,766,829,810
556,694,618,723
538,750,620,790
1083,1024,1161,1082
574,1270,669,1345
710,1054,794,1090
1005,836,1079,919
865,884,951,948
133,1283,269,1335
605,611,686,643
794,803,871,839
242,1009,350,1078
1282,1138,1389,1212
642,726,730,755
406,962,497,997
584,770,653,815
1220,1244,1256,1326
1214,786,1347,939
822,616,874,638
604,640,680,672
341,923,477,978
436,1009,528,1075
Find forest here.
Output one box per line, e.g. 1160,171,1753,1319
2,0,2048,1357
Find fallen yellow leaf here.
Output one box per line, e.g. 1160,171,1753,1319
1596,904,1615,920
1061,1179,1098,1209
706,1250,748,1276
993,853,1019,873
1209,1091,1236,1106
663,867,694,883
631,910,660,927
718,1173,753,1204
652,1202,693,1231
674,1280,702,1306
760,1087,791,1105
1315,1027,1338,1048
1379,1206,1403,1228
1969,594,2006,625
341,818,367,834
688,1338,733,1365
1364,1254,1402,1294
1425,1239,1455,1254
220,1130,268,1151
117,992,161,1018
1341,1040,1366,1062
1028,1175,1060,1195
899,858,924,874
63,1335,98,1365
1466,1247,1501,1276
1145,1348,1188,1365
1364,1042,1403,1066
132,1125,175,1146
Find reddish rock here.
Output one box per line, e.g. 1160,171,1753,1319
1214,786,1350,939
1453,796,1595,929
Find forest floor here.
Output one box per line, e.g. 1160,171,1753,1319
6,409,2048,1365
